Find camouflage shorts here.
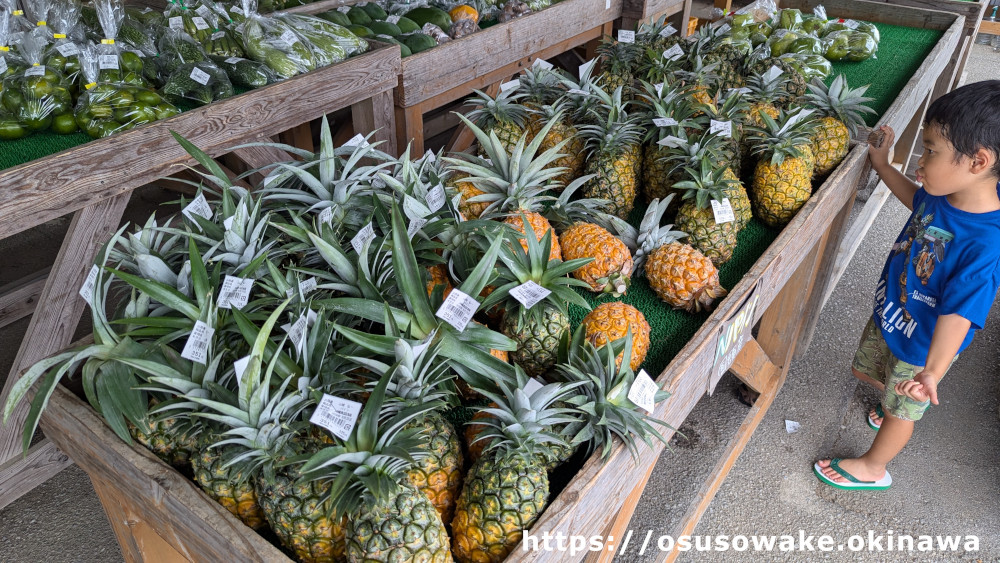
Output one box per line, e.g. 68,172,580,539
851,318,956,422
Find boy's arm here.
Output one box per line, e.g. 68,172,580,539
868,125,921,211
896,313,971,404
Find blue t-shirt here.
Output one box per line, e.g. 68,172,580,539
873,187,1000,365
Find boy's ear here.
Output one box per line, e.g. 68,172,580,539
969,147,997,176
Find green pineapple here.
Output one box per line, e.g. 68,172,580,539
803,74,876,176
692,24,748,91
747,107,819,227
746,51,807,108
465,87,529,155
596,37,641,94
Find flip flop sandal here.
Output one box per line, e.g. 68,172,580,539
813,459,892,490
867,404,884,431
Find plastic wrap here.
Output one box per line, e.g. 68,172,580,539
766,29,799,56
847,30,878,61
799,14,825,35
156,28,210,84
44,1,86,89
0,11,25,85
789,35,822,55
1,0,31,32
499,0,531,22
734,0,776,24
1,32,72,135
238,0,316,78
24,0,55,32
796,54,832,80
421,22,451,44
209,54,277,88
189,1,245,58
776,8,802,31
162,60,234,105
821,29,850,61
166,1,214,44
449,18,478,39
94,0,150,87
274,13,367,58
73,44,180,138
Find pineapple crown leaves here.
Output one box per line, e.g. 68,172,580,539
109,216,187,292
344,331,459,410
553,327,672,462
464,87,529,130
704,89,750,124
472,369,585,463
578,110,645,158
748,107,819,165
518,65,564,106
299,368,441,515
596,37,642,74
613,196,687,274
636,13,678,43
804,74,876,136
556,61,605,120
542,176,617,232
672,158,736,210
660,129,727,173
745,70,789,105
674,55,721,89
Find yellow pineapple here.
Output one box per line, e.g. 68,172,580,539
581,302,651,371
804,74,876,176
528,100,586,188
747,108,819,227
578,86,644,219
465,87,529,155
673,157,742,265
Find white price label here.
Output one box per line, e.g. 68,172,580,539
192,16,210,30
728,87,751,96
509,281,551,309
617,30,635,43
765,65,783,82
606,0,610,8
711,198,736,224
337,6,351,13
532,58,554,71
196,5,212,19
567,88,589,96
343,133,369,148
282,315,309,355
627,369,658,413
25,65,46,76
386,15,401,24
663,44,684,61
435,288,478,332
287,277,318,297
844,19,860,30
407,218,427,237
423,149,436,163
426,184,446,213
279,29,299,46
659,24,678,37
523,377,544,396
499,79,519,94
654,82,664,95
169,16,184,31
56,43,80,57
218,275,253,309
717,23,731,35
233,355,250,378
182,194,213,222
211,31,226,40
190,66,211,85
318,206,334,226
310,394,362,440
181,321,215,365
351,222,376,254
710,120,733,138
657,135,685,148
79,265,100,305
224,56,244,64
652,117,678,127
98,55,118,70
403,195,428,221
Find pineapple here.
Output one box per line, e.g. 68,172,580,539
747,108,818,227
639,83,707,205
675,55,722,107
191,430,270,531
518,64,563,115
692,25,748,91
597,37,641,93
701,89,749,174
580,302,651,371
465,87,529,155
803,74,876,176
746,53,807,107
578,86,644,219
673,158,742,265
448,170,489,220
127,399,198,470
527,99,586,188
452,376,582,563
743,71,788,131
426,263,453,299
637,14,684,53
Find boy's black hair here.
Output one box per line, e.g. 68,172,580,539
924,80,1000,178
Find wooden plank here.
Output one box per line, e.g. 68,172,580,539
0,440,71,511
779,0,958,29
397,104,427,155
728,338,782,394
91,474,191,563
0,192,132,468
0,46,400,239
0,268,49,330
586,459,658,563
221,143,296,187
825,182,892,311
279,123,316,153
351,89,398,156
980,19,1000,35
620,0,687,29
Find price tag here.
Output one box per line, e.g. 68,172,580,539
627,369,658,413
79,265,100,305
499,79,519,94
181,321,215,365
338,6,351,13
426,184,446,212
192,16,210,30
403,195,428,221
224,56,244,64
407,218,427,237
764,65,783,82
350,222,376,254
343,133,369,148
169,16,184,31
287,277,318,298
318,206,334,226
710,119,733,138
532,58,554,71
56,43,80,57
606,0,610,9
97,55,118,70
233,355,250,378
654,82,664,95
189,66,211,85
652,117,678,127
844,19,860,29
25,65,46,76
567,88,589,96
710,198,736,224
182,194,213,222
282,315,309,355
578,58,597,79
279,29,299,46
657,135,684,148
717,23,731,35
523,377,544,396
659,24,678,37
435,288,478,332
196,5,213,19
509,281,551,309
423,149,436,163
728,87,751,96
711,279,762,389
617,30,635,43
663,44,684,61
310,394,363,440
218,275,253,309
386,15,401,24
211,31,226,40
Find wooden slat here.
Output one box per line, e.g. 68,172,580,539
728,338,781,394
351,89,398,156
620,0,687,29
980,19,1000,35
0,268,49,330
0,440,71,511
91,473,193,563
221,143,296,187
825,182,891,311
0,46,400,239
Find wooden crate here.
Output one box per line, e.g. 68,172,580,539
11,2,964,562
619,0,692,31
0,44,401,511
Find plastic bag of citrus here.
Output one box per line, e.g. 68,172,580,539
74,44,180,139
44,0,87,93
0,11,25,86
92,0,151,88
0,32,73,136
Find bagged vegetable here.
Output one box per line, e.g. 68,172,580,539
24,0,55,34
784,53,831,81
165,1,214,44
44,1,86,90
209,54,277,88
1,0,31,33
92,0,150,87
187,1,245,58
822,29,850,61
274,13,367,60
156,28,209,84
766,29,799,56
74,44,179,138
847,30,878,61
799,14,825,35
162,60,234,105
789,35,822,55
776,8,802,31
238,0,315,79
1,31,73,135
0,11,25,86
734,0,776,24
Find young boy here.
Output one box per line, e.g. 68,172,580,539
815,80,1000,490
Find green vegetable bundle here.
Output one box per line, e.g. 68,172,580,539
162,60,234,106
43,0,86,90
155,28,209,84
238,0,315,79
210,54,277,88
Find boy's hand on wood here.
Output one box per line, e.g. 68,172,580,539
895,371,939,405
868,125,894,168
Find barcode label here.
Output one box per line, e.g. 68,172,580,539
426,184,446,212
509,281,551,309
192,16,209,30
717,23,731,35
196,6,212,19
710,120,733,138
351,222,376,254
500,79,519,93
99,55,118,70
280,30,299,46
190,66,211,85
728,87,751,96
169,16,184,31
282,315,309,355
617,30,635,43
435,288,478,332
663,44,684,61
654,82,664,95
286,277,318,298
343,133,369,148
318,206,334,226
309,394,362,440
181,321,214,365
386,15,401,24
765,65,783,82
844,19,860,29
627,369,658,413
218,275,253,309
407,218,427,237
56,43,80,57
659,24,678,37
79,265,99,305
711,198,736,224
182,194,213,222
224,56,243,64
652,117,678,127
25,65,46,76
211,31,226,40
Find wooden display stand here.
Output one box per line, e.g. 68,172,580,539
619,0,692,33
0,44,401,511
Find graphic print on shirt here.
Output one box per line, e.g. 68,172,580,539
886,203,952,323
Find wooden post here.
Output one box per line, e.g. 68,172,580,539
352,90,398,157
0,268,49,330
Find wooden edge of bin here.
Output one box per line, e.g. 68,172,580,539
620,0,688,26
0,44,401,241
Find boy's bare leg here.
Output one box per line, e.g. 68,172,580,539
850,368,887,426
817,411,913,482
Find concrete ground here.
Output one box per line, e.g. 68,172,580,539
0,42,998,563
